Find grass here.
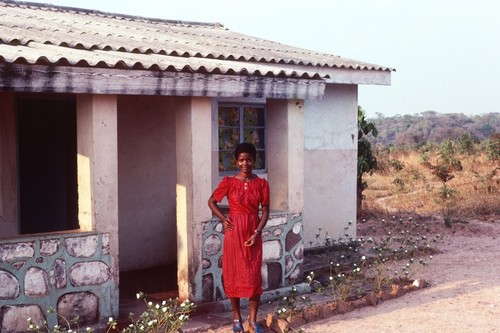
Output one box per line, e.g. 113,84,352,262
362,149,500,220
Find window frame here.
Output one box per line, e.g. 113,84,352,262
217,102,267,175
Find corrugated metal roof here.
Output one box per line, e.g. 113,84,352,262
0,0,393,80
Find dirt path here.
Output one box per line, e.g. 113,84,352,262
302,219,500,333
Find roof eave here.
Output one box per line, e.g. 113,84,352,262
0,63,326,99
324,68,392,86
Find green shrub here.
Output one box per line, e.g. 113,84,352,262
27,293,195,333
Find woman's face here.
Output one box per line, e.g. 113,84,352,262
236,152,255,173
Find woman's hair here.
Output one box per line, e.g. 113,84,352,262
234,142,257,161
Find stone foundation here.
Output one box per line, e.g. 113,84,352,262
0,232,117,332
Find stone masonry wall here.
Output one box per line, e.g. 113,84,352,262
201,212,303,302
0,232,116,332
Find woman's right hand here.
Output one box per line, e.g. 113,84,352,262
224,217,233,231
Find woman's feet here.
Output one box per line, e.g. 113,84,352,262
232,319,244,333
249,321,263,333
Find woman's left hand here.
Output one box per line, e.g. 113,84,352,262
244,233,259,247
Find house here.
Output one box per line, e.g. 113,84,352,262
0,0,393,330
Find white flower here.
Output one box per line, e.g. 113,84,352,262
361,256,366,260
108,317,114,322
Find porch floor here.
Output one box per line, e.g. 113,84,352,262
116,264,233,332
118,264,179,325
119,264,178,302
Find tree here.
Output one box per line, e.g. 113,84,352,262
357,106,378,213
485,133,500,161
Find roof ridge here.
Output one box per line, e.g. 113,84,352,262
0,0,223,28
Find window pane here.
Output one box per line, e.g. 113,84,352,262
219,106,240,126
243,128,265,149
219,151,236,171
219,128,240,151
243,107,265,127
255,150,266,170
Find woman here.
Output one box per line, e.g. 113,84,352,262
208,142,269,333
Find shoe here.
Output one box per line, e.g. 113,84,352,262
232,319,243,333
249,321,263,333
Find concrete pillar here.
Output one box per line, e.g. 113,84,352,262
76,94,119,315
176,97,212,302
266,99,305,212
0,92,18,237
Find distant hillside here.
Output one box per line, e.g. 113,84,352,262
367,111,500,146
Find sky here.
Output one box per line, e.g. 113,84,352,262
42,0,500,118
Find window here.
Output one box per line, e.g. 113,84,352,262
218,103,266,172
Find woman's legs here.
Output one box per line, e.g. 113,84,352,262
230,297,244,332
230,297,242,321
249,294,260,323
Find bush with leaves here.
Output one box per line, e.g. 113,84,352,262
434,184,458,227
274,286,311,319
438,139,462,171
27,293,195,333
456,132,478,155
358,106,378,212
484,133,500,161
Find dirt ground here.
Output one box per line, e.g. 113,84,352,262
302,216,500,333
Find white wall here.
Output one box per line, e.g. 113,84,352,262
117,95,177,271
303,84,358,246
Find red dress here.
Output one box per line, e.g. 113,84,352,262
212,176,270,298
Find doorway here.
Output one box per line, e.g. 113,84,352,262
17,97,78,234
